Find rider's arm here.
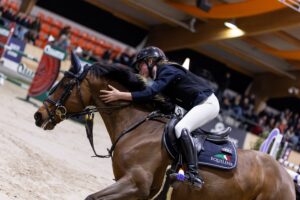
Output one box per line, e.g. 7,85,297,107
131,66,178,102
100,66,180,103
100,85,132,103
118,91,132,101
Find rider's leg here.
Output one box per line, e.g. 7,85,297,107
174,94,219,187
179,128,204,187
175,94,220,138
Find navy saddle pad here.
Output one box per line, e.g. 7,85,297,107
195,138,237,169
163,117,237,170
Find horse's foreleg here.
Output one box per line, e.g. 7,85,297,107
85,170,153,200
85,177,136,200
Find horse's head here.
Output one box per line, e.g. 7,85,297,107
34,50,169,130
34,51,92,130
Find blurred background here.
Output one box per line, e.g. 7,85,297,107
1,0,300,199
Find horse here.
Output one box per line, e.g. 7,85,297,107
34,52,296,200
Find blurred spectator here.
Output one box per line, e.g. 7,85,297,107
249,94,256,105
23,29,37,44
30,17,40,33
221,96,231,111
217,72,231,101
102,49,112,62
0,12,5,26
13,24,26,40
267,117,276,130
15,13,28,27
250,117,265,135
231,95,243,119
53,26,71,51
219,90,300,151
82,49,93,60
248,114,267,135
23,16,40,45
81,49,99,63
278,118,288,133
11,13,30,40
117,47,134,66
285,126,300,150
241,97,250,116
2,8,15,21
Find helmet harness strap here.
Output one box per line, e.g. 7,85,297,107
145,57,159,79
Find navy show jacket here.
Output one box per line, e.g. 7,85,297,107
131,63,213,110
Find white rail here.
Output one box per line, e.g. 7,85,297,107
279,158,300,172
278,158,300,186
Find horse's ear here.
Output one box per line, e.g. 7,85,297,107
70,50,82,74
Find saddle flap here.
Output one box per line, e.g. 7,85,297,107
163,117,179,159
200,127,231,137
193,127,231,143
212,127,232,135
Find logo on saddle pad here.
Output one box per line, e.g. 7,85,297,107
221,147,233,154
211,153,233,166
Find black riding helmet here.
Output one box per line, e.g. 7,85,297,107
132,46,167,78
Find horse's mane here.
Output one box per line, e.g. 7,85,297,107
87,62,175,113
88,62,146,91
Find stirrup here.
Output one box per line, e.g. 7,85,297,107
169,169,204,190
188,173,204,189
169,169,185,182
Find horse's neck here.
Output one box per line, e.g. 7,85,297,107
98,106,149,143
88,78,150,143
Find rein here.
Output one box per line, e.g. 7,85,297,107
88,110,170,158
67,104,129,118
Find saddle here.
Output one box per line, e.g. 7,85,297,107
153,115,238,199
163,116,237,170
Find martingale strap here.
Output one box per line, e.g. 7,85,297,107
86,111,170,158
85,113,105,157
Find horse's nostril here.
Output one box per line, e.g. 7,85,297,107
34,112,42,121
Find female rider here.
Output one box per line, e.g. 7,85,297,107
100,46,220,188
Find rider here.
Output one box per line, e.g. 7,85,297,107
99,46,220,188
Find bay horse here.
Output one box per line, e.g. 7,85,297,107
34,52,295,200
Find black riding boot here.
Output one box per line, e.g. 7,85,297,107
179,128,204,188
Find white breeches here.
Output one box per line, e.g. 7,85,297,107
174,93,220,138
